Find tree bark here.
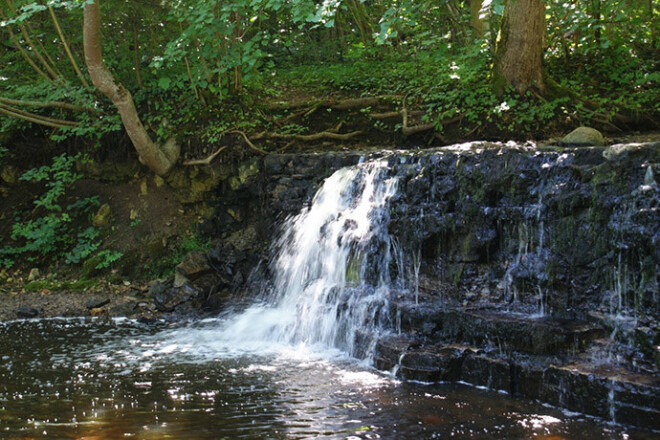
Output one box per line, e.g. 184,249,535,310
469,0,486,38
83,0,179,176
492,0,545,95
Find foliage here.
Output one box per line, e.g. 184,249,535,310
0,153,118,270
145,230,211,278
0,0,657,154
94,249,123,270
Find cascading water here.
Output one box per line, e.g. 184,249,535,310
216,159,398,357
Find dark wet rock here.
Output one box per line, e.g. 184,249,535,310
108,301,138,317
461,354,512,392
373,334,660,429
149,281,196,312
137,315,159,325
372,335,412,371
176,250,210,281
15,307,39,318
392,305,605,355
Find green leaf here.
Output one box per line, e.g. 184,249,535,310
158,77,172,90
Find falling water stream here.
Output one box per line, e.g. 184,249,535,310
214,159,398,356
0,159,655,439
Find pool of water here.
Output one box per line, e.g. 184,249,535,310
0,318,655,439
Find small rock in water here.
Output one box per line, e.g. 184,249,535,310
27,268,40,282
137,315,158,325
16,307,39,318
86,297,110,309
560,126,605,146
90,307,109,319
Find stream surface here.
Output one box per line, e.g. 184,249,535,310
0,318,655,439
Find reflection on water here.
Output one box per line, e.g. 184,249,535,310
0,318,654,439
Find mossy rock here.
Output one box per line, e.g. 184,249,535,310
560,127,605,147
78,159,139,181
80,254,106,279
24,279,96,292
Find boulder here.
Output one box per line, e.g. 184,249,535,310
560,126,605,146
176,250,210,281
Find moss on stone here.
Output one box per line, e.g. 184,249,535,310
24,279,96,292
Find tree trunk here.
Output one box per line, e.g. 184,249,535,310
83,0,179,176
469,0,486,39
492,0,545,95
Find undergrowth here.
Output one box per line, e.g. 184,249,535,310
0,153,122,273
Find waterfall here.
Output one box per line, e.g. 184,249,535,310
217,159,398,357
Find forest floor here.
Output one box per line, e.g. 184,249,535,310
1,129,659,323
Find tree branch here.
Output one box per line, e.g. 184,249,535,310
0,97,95,113
6,0,62,82
2,17,55,84
0,105,78,128
48,5,90,89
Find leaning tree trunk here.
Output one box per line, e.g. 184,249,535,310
83,0,179,176
492,0,545,95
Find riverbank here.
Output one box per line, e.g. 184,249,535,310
0,279,156,322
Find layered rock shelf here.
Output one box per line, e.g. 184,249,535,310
162,140,658,428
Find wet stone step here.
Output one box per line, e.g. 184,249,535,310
394,304,605,355
540,364,660,431
374,335,660,431
398,346,470,382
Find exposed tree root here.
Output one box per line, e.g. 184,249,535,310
268,95,401,113
370,110,424,120
253,130,362,142
182,146,229,166
229,130,267,155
